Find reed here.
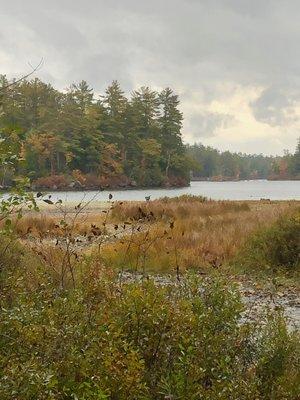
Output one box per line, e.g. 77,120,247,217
101,199,299,274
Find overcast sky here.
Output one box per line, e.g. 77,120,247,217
1,0,300,155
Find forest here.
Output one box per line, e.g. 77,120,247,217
0,77,189,189
0,76,299,190
187,141,300,181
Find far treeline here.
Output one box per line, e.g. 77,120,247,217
0,76,299,190
187,141,300,181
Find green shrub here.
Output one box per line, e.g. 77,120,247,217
0,237,46,304
236,211,300,272
0,270,299,399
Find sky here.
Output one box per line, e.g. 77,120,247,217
1,0,300,155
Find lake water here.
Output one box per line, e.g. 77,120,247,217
30,180,300,203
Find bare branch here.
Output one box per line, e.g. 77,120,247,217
0,58,44,92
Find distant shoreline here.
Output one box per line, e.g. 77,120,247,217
1,178,300,195
191,177,300,182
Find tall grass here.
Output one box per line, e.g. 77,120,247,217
4,197,298,276
102,199,298,274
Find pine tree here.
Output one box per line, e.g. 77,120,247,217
68,80,94,113
130,87,160,139
101,81,128,161
158,88,183,177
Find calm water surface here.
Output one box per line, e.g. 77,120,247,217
33,180,300,203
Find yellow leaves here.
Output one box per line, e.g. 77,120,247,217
138,138,161,158
27,132,61,156
100,143,123,175
65,151,74,164
72,169,87,184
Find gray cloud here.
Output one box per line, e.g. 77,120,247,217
1,0,300,153
188,112,236,138
250,85,300,127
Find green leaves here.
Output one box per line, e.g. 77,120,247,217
1,274,298,399
0,145,39,236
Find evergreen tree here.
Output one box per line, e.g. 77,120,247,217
68,80,94,113
101,81,128,161
130,87,160,139
158,88,184,178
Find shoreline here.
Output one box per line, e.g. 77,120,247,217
191,177,300,182
1,177,300,194
0,183,191,193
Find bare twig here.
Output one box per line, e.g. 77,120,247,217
0,59,44,92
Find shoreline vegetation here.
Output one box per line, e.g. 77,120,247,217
6,196,300,284
0,176,300,193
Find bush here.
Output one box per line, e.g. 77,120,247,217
0,270,299,399
0,237,45,302
0,237,23,276
33,175,71,190
237,211,300,272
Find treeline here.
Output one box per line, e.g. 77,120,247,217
1,75,299,189
187,141,300,181
0,77,190,189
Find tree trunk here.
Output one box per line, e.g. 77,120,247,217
165,151,171,178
